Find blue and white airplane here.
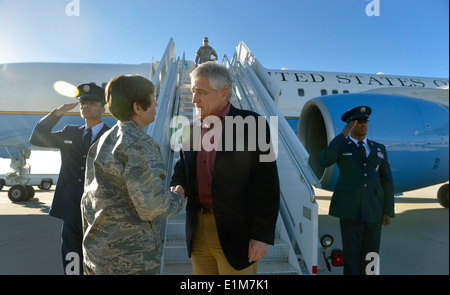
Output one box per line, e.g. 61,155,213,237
0,49,448,206
270,67,449,207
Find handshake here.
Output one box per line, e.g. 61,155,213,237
170,185,186,206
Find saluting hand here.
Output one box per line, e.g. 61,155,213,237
341,120,357,137
170,185,186,206
54,102,79,117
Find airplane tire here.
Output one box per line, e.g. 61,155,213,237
8,185,28,202
25,185,35,199
437,184,449,208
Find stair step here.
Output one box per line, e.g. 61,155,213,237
163,240,191,264
162,263,192,275
177,112,194,118
257,262,300,275
162,261,299,275
163,237,292,264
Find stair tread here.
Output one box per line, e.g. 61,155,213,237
162,261,299,275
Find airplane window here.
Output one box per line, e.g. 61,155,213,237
343,90,349,93
298,88,305,96
321,89,327,95
332,89,338,94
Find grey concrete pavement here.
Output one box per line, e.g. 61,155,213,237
0,183,448,275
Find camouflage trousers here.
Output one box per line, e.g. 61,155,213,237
83,264,161,275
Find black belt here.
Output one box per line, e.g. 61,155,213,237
198,205,213,214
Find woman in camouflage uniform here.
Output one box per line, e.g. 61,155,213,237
81,75,185,275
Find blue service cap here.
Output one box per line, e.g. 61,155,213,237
77,83,105,104
341,106,372,122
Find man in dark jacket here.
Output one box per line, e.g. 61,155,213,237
29,83,110,275
170,62,280,274
318,106,394,275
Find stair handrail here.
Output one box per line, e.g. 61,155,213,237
229,46,322,274
151,38,176,97
236,41,281,104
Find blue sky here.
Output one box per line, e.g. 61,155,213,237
0,0,448,78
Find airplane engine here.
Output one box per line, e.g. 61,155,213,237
298,93,449,207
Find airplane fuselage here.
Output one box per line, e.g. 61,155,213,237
0,62,155,152
0,54,448,206
267,68,449,133
0,62,448,151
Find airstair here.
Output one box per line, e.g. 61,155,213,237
147,39,324,275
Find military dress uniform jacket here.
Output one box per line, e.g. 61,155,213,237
29,111,110,225
170,104,280,271
81,120,184,275
318,133,395,223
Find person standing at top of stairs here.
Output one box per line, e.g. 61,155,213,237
195,37,218,67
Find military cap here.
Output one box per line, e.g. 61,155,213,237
341,106,372,122
77,83,105,104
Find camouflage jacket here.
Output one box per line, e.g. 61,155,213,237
81,120,184,275
195,45,218,65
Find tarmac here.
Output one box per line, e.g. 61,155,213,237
316,183,449,275
0,183,448,275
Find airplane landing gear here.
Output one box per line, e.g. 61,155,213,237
8,185,25,202
7,185,35,202
3,147,35,202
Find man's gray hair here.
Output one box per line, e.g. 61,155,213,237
190,61,233,100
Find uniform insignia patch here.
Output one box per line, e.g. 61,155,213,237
83,85,91,92
377,152,384,159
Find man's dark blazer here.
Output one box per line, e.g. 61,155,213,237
317,133,395,223
29,111,110,226
170,104,280,270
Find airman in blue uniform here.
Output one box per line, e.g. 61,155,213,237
318,106,394,275
29,83,110,274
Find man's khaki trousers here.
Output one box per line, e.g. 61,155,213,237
191,211,258,275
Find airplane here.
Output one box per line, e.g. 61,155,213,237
0,41,448,209
267,67,449,208
267,68,449,134
0,62,146,200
